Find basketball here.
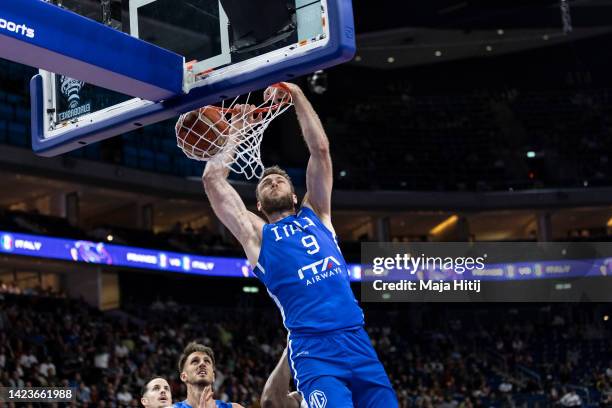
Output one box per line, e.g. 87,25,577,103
176,107,229,160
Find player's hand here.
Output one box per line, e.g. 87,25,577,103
264,83,298,104
230,104,262,131
198,385,216,408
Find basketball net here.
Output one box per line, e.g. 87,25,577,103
175,85,293,180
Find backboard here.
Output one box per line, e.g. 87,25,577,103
24,0,355,156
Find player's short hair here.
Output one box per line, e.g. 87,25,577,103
178,342,216,373
256,166,295,201
141,376,165,397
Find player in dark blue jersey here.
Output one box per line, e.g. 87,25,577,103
202,83,397,407
173,342,243,408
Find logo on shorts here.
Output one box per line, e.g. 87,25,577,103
308,390,327,408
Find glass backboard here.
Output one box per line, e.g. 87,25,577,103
28,0,354,156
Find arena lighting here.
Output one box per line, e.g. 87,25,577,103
435,50,442,57
497,29,504,35
527,151,536,158
429,215,459,236
106,234,113,242
485,45,493,52
387,56,395,63
354,55,362,62
242,286,259,293
604,315,609,321
307,70,328,94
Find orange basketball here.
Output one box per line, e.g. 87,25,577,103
176,107,229,159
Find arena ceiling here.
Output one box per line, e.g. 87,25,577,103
352,0,612,68
53,0,612,69
354,0,612,32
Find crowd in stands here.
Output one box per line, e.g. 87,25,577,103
0,291,609,407
0,280,64,298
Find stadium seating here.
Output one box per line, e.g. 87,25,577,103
0,292,608,407
1,56,612,191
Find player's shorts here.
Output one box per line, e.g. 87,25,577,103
288,327,398,408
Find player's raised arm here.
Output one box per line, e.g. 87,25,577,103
261,348,301,408
272,83,333,228
202,105,265,265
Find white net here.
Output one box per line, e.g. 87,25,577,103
175,85,293,180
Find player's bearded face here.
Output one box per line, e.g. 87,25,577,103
183,352,214,386
257,175,296,215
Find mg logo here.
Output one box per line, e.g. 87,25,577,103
308,390,327,408
297,256,341,280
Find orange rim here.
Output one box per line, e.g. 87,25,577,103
205,83,292,114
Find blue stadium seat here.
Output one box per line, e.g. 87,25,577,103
162,136,178,155
174,157,192,177
0,102,14,119
83,145,101,160
123,146,139,168
6,93,23,105
7,122,27,146
67,149,84,158
138,148,155,171
0,120,7,142
15,106,30,122
190,160,203,177
154,153,171,173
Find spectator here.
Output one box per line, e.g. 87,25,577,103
18,349,38,368
117,384,134,405
39,356,56,378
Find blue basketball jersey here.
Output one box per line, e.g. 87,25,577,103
253,206,364,335
173,399,231,408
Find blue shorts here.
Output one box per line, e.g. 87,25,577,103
288,327,398,408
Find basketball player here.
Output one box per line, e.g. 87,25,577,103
261,348,305,408
141,377,173,408
173,342,243,408
201,82,398,407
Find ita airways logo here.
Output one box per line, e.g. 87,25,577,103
298,256,344,286
60,75,85,109
297,256,341,280
308,390,327,408
1,234,13,251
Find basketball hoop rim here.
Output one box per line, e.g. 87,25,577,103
205,82,292,114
